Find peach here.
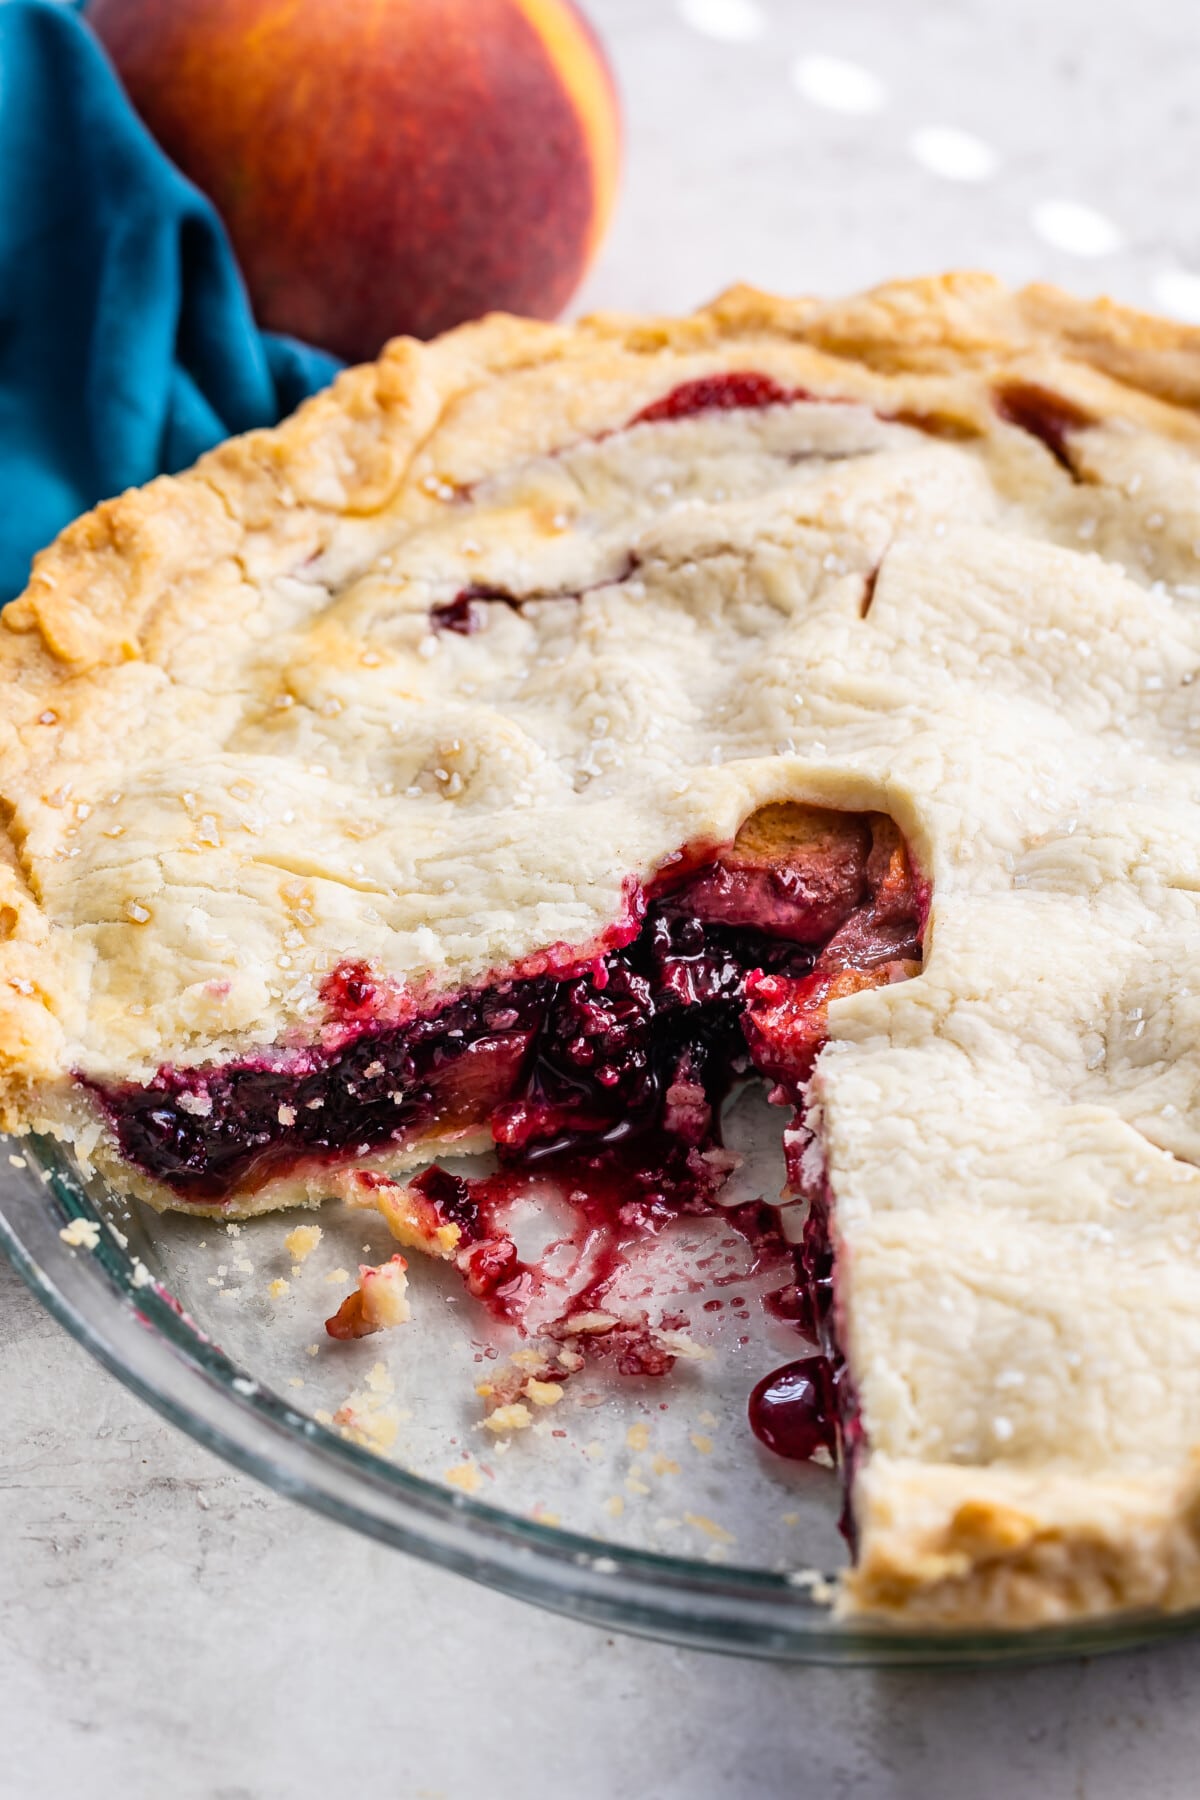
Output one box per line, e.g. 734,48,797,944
89,0,621,362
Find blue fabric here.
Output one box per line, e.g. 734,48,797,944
0,0,342,601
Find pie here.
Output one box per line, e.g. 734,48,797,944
6,272,1200,1629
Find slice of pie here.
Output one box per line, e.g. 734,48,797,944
6,272,1200,1628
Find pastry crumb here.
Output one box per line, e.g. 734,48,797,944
325,1257,410,1339
473,1343,582,1421
268,1277,290,1299
626,1421,650,1452
653,1328,713,1363
690,1434,714,1456
445,1461,482,1494
559,1310,619,1336
524,1379,564,1408
335,1170,462,1258
284,1223,322,1262
328,1361,401,1453
482,1403,533,1435
59,1218,100,1250
684,1511,736,1545
333,1402,398,1454
786,1569,836,1605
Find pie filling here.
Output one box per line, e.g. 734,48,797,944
86,803,924,1462
751,1174,866,1536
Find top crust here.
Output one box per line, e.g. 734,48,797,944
10,271,1200,1627
6,270,1200,1101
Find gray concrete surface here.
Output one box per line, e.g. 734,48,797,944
8,2,1200,1794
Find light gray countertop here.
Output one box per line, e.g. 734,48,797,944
7,3,1200,1794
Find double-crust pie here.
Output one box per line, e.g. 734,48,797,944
7,273,1200,1628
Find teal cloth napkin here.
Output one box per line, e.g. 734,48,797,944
0,0,342,601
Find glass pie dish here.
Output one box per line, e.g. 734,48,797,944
4,1102,1199,1667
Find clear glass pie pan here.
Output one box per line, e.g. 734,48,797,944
4,1106,1198,1667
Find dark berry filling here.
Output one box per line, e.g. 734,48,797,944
384,1156,785,1348
747,1150,867,1527
748,1356,837,1462
88,979,550,1202
994,381,1093,474
429,586,521,634
88,808,921,1210
429,562,637,637
631,371,811,425
626,369,973,444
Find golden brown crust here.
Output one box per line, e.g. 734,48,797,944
1,270,1197,1120
842,1457,1200,1627
0,276,1190,1092
11,273,1200,689
14,273,1200,669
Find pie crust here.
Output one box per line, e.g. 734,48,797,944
7,272,1200,1627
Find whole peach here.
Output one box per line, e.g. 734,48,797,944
88,0,621,362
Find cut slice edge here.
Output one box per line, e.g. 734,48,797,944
35,799,933,1613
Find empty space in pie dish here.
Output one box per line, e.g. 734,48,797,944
106,1082,848,1579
